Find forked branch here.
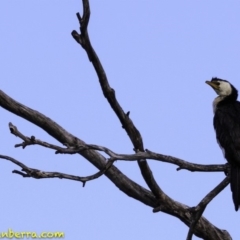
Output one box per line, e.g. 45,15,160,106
72,0,167,202
71,1,232,239
0,154,113,187
186,176,230,240
8,122,227,173
0,0,233,239
0,80,231,240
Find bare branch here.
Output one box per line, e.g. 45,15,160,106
0,154,114,187
0,89,157,208
72,0,164,200
9,122,88,154
0,85,232,239
0,0,233,238
71,1,232,238
85,144,227,172
8,123,226,173
186,176,230,240
78,0,90,32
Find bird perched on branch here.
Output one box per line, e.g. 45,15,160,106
206,77,240,211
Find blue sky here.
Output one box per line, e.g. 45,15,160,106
1,1,240,239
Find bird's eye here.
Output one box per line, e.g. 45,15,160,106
214,82,220,86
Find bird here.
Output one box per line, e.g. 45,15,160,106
206,77,240,211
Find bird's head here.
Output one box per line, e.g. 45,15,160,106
205,77,235,97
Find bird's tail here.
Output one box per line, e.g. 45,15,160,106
230,165,240,211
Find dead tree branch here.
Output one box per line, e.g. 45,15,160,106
0,89,156,207
0,85,231,239
0,154,113,187
72,0,163,200
70,1,232,239
8,122,227,173
0,0,233,239
186,176,230,240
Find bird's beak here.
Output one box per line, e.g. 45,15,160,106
205,81,219,90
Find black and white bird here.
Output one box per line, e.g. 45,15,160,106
206,77,240,211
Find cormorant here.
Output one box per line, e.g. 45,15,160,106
206,77,240,211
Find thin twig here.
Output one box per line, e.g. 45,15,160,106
0,154,114,187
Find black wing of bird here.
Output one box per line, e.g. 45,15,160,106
214,101,240,211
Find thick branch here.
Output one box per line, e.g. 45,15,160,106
0,89,232,240
0,0,232,238
0,89,156,207
71,1,232,238
0,88,231,239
